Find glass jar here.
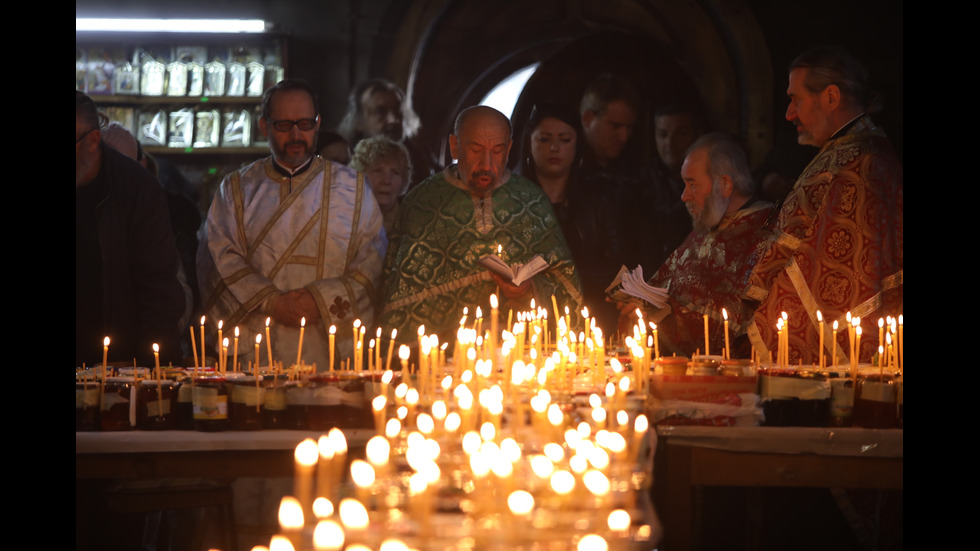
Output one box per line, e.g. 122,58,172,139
655,356,689,376
136,379,178,430
76,377,101,431
284,379,312,430
262,373,289,429
175,373,195,430
852,369,898,429
229,375,265,431
192,375,228,432
758,367,831,427
690,357,720,376
101,376,137,431
306,374,346,431
720,358,752,377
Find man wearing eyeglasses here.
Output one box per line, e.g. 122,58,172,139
198,79,386,369
76,91,185,366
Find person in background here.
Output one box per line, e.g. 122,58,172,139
337,78,439,190
633,101,706,274
520,101,628,337
350,135,413,233
744,44,903,364
76,91,185,366
197,79,386,370
318,128,351,165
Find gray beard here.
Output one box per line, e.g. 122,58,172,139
692,190,729,234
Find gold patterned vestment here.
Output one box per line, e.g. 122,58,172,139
198,156,386,370
744,116,903,364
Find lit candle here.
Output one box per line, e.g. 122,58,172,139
217,320,224,370
233,326,240,373
329,325,336,373
878,317,885,365
897,315,903,374
386,329,397,372
294,438,319,522
490,294,499,360
703,314,710,356
831,321,839,369
399,345,411,381
651,322,659,360
375,327,382,372
265,317,273,370
221,338,229,373
817,311,824,370
780,312,788,367
255,334,262,371
297,317,306,368
153,343,163,418
722,308,730,360
199,316,206,370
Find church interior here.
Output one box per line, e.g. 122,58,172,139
76,1,903,550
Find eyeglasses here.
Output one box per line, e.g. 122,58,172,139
76,128,96,144
267,117,318,132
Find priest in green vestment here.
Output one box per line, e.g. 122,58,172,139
379,106,583,350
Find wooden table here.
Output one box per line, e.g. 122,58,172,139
76,429,375,479
651,426,903,551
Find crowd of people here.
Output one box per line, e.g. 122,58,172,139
76,43,903,369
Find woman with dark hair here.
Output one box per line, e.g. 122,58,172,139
520,102,635,338
520,102,584,259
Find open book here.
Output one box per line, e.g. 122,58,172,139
479,254,548,287
605,265,670,309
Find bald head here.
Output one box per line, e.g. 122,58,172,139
454,105,512,138
449,106,513,193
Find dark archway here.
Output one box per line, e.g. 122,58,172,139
389,0,774,169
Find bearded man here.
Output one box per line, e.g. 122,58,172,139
198,79,386,370
380,106,582,350
618,132,773,358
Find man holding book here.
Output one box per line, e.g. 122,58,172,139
614,132,772,358
380,106,583,349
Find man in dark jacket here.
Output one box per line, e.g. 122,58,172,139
76,91,185,366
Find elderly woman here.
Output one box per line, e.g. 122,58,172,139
350,135,413,233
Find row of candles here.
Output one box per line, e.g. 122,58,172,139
251,295,656,551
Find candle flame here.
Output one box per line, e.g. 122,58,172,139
104,336,110,347
329,324,336,335
234,326,239,337
301,317,306,327
816,310,823,322
399,345,410,361
153,343,159,353
266,316,271,328
218,320,223,330
490,294,498,308
256,334,262,344
200,315,206,325
222,337,229,348
878,317,884,328
722,308,728,320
